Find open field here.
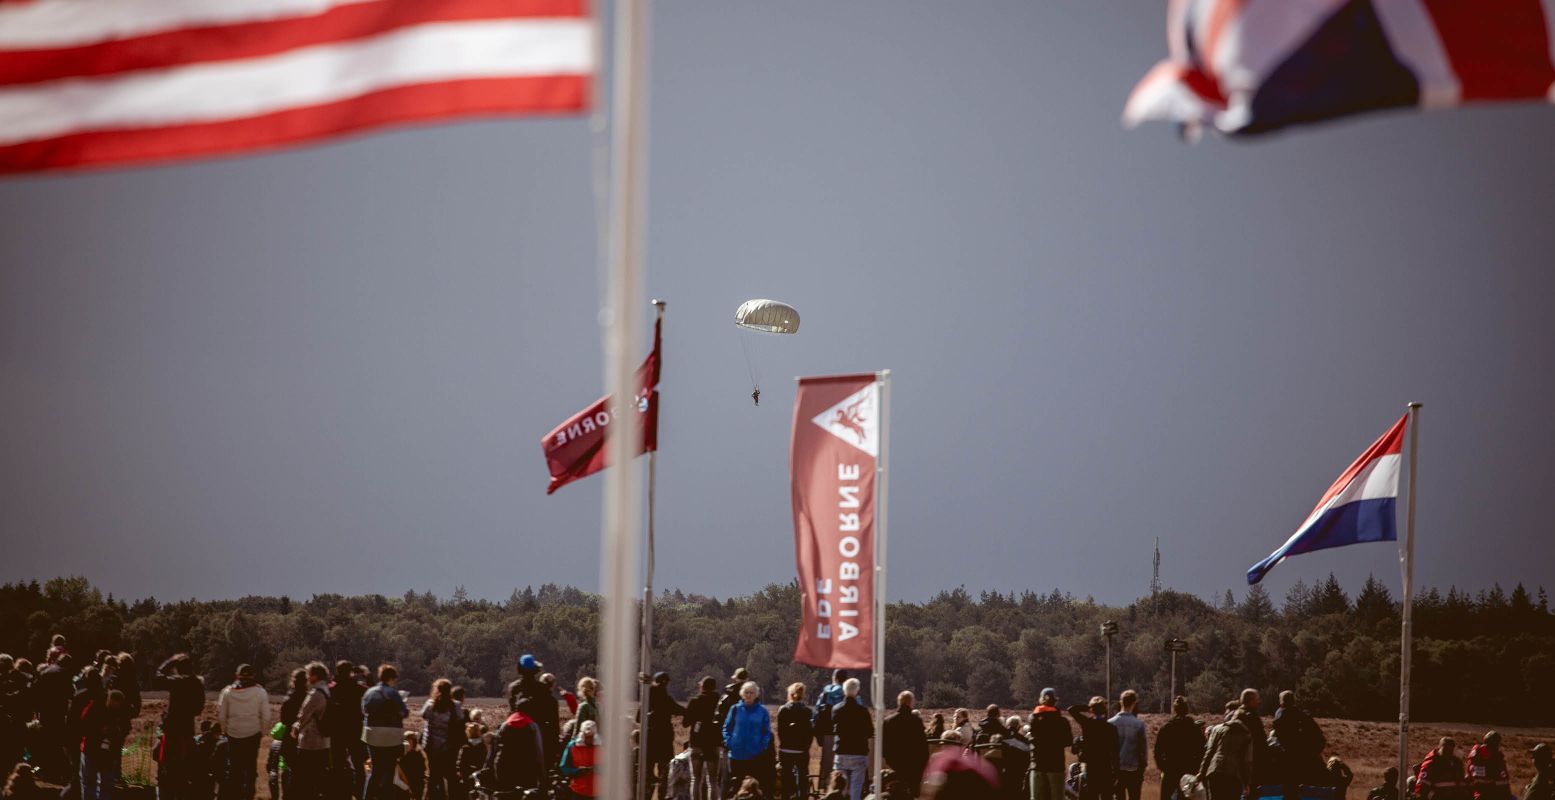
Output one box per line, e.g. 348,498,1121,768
105,697,1553,800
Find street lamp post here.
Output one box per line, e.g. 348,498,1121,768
1101,620,1119,707
1165,637,1189,701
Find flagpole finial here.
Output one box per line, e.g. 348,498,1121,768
1408,402,1422,409
652,298,665,307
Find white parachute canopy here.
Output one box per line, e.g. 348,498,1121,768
734,298,800,334
733,299,799,405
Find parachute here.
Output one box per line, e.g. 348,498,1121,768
734,299,799,406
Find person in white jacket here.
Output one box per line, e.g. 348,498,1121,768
217,664,272,800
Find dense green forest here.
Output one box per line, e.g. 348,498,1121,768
2,576,1551,725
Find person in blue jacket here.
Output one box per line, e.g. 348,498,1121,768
722,682,772,798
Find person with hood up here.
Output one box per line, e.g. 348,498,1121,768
1067,698,1118,800
361,665,409,800
776,684,814,800
505,655,560,770
217,664,270,800
683,677,723,800
1196,703,1254,800
722,682,772,798
1466,732,1511,800
1415,738,1466,800
1030,689,1072,800
812,671,848,790
882,691,928,797
488,706,544,792
559,719,600,799
1155,697,1205,800
1525,744,1552,800
642,672,686,800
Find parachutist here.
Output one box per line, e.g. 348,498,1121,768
751,388,761,406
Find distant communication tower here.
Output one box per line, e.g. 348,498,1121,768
1151,536,1162,611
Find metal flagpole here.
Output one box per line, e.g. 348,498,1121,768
1397,402,1421,800
637,300,664,800
872,370,891,799
600,1,651,799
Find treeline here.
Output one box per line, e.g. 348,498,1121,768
2,575,1552,726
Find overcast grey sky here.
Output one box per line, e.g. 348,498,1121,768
3,3,1553,608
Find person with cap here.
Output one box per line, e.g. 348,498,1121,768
1367,768,1401,800
883,691,928,797
1155,697,1205,800
1195,700,1253,800
832,679,873,800
717,669,750,796
1414,738,1466,800
813,670,849,789
683,677,723,800
722,682,772,799
1067,698,1118,800
1466,732,1512,800
643,671,687,800
1525,744,1552,800
217,664,271,800
1029,689,1072,800
506,654,561,770
361,665,409,800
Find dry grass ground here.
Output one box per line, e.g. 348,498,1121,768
108,698,1552,800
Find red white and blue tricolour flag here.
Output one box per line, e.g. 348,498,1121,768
0,0,593,174
1125,0,1555,137
1247,413,1408,584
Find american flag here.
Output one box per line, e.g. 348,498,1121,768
0,0,593,173
1124,0,1555,136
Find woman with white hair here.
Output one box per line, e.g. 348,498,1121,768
560,720,599,798
722,682,773,797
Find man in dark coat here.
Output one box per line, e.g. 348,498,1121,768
683,677,723,800
1155,697,1206,800
152,654,207,800
882,691,928,797
505,655,560,769
0,655,33,778
642,672,686,800
1198,705,1255,800
33,654,75,781
1271,691,1326,800
1067,697,1118,800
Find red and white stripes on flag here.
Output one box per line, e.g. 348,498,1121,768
1124,0,1555,137
0,0,593,173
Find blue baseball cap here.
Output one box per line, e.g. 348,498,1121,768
519,654,542,672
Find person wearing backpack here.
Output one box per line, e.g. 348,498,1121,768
361,666,409,800
776,684,813,800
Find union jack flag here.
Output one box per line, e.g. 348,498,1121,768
1124,0,1555,136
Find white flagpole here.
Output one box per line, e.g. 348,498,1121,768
872,370,891,799
637,299,664,800
1397,402,1421,800
600,1,651,798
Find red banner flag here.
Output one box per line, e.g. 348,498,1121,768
541,317,659,495
791,373,880,669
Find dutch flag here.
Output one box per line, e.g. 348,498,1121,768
1247,414,1410,585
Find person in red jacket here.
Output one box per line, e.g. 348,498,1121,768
1466,732,1511,800
560,720,599,799
1416,738,1467,800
